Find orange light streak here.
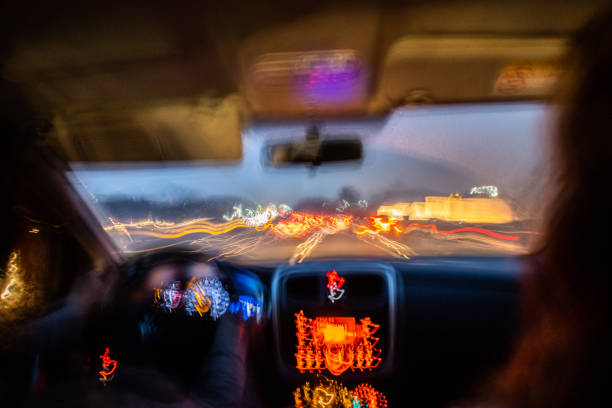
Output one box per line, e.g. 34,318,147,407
127,220,249,239
187,278,211,316
270,213,353,238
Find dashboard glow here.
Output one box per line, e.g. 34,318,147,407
293,377,388,408
295,311,382,376
294,376,353,408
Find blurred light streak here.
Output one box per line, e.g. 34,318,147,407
0,251,20,300
355,216,519,241
223,203,291,226
290,231,325,264
118,219,249,239
192,233,271,261
354,216,402,235
0,250,41,324
356,233,415,259
271,213,327,239
405,223,520,241
104,217,207,232
271,213,353,239
124,240,194,254
0,250,34,318
103,206,519,262
440,232,523,252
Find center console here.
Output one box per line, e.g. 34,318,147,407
271,261,398,381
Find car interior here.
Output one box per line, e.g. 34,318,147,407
1,1,607,407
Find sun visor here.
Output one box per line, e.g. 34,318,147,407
50,95,246,162
370,36,565,111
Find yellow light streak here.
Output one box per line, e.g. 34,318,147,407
128,225,249,239
1,251,21,301
1,250,41,324
107,218,250,239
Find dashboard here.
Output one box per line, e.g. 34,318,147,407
15,255,522,407
219,256,523,407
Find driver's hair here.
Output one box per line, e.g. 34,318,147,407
476,6,612,408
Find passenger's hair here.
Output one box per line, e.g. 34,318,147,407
483,6,612,408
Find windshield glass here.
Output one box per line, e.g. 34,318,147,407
69,103,551,263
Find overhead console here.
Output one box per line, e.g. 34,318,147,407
271,261,398,381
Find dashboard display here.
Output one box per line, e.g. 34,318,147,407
295,310,382,376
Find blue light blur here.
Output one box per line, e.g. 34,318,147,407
229,295,262,322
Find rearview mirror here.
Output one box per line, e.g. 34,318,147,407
264,127,363,167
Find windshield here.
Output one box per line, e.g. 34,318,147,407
69,103,551,263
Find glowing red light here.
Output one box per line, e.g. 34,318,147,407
326,270,345,291
99,347,118,383
326,270,346,303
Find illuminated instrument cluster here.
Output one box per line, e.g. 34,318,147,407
153,277,261,322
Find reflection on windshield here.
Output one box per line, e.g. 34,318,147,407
69,103,550,263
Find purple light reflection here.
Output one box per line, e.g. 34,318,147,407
294,53,363,105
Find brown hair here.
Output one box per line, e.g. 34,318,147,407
482,7,612,408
